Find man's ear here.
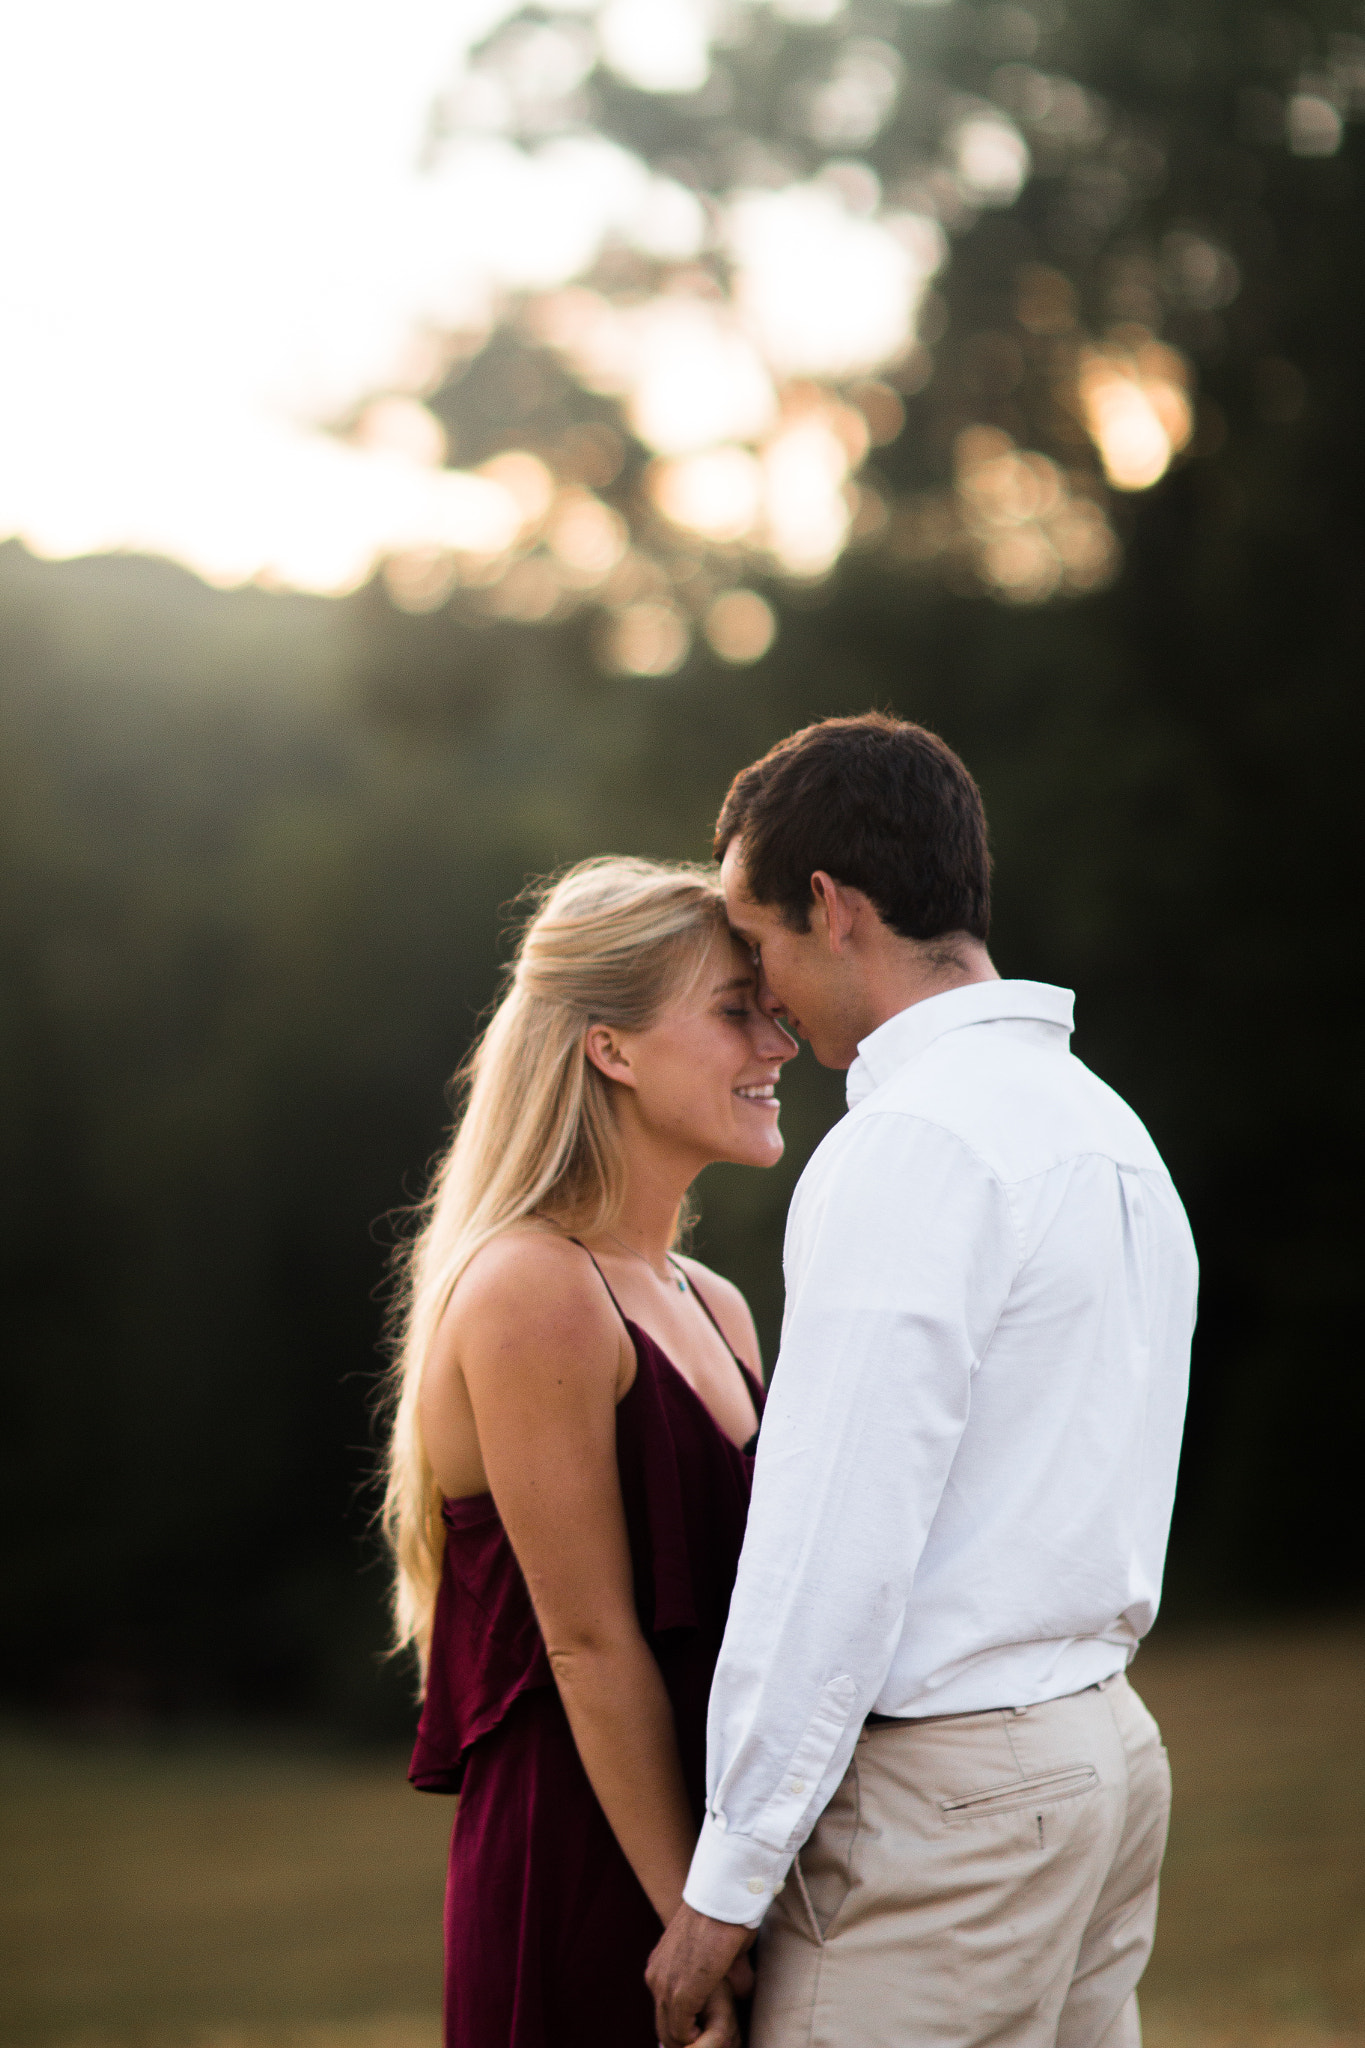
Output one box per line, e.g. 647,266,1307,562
584,1024,637,1088
809,871,858,954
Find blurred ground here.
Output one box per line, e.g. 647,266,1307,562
1136,1621,1365,2046
2,1621,1361,2048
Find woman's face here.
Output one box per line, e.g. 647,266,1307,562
591,932,799,1172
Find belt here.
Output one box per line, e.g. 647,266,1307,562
864,1674,1118,1732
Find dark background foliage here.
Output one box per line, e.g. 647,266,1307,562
1,0,1362,1738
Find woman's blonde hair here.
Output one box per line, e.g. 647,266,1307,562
381,855,730,1677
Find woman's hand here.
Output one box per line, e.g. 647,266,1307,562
727,1928,757,1998
685,1977,743,2048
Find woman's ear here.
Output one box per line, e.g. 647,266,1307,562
584,1024,637,1089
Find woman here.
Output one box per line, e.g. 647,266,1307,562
382,856,797,2048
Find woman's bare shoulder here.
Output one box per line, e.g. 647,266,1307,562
443,1224,620,1369
451,1222,612,1326
420,1227,627,1498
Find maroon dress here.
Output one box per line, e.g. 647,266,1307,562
409,1255,762,2048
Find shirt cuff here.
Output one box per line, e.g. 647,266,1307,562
683,1812,793,1929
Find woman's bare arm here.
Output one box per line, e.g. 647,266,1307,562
424,1235,698,1927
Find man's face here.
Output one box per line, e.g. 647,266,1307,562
720,841,862,1069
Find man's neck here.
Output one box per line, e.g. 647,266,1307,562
857,938,999,1041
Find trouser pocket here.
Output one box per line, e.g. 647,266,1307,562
792,1753,861,1941
940,1763,1100,1824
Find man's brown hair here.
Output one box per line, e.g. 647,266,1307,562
714,711,991,941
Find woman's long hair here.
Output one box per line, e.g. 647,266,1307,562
381,856,730,1678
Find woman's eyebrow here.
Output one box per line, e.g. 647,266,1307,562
711,974,756,994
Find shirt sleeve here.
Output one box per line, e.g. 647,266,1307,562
683,1110,1021,1927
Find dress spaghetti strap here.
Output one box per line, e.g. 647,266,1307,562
678,1268,762,1442
570,1237,759,1440
678,1269,744,1368
568,1238,633,1334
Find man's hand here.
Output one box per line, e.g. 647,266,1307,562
647,1901,755,2048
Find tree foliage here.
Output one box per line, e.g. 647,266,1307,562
378,0,1365,640
1,0,1363,1729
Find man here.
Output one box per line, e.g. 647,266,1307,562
648,713,1197,2048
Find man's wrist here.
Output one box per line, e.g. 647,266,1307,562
683,1813,792,1928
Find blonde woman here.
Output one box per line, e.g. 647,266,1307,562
383,857,796,2048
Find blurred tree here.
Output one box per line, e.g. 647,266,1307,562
377,0,1365,1613
353,0,1365,657
1,0,1363,1730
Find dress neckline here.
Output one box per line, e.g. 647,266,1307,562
572,1237,761,1446
619,1313,762,1453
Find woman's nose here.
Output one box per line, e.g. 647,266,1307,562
755,962,782,1016
756,978,795,1042
759,1009,798,1059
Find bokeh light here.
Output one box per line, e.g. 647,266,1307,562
603,599,691,676
795,39,904,148
1078,339,1195,492
649,450,764,545
1288,92,1344,155
761,414,856,578
887,425,1118,603
704,589,777,663
2,0,1357,640
597,0,713,94
728,183,944,380
952,114,1031,205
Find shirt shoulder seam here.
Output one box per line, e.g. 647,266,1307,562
840,1107,1026,1268
847,1104,1172,1188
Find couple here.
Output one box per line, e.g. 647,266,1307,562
382,713,1198,2048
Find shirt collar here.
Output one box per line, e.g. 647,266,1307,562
845,980,1075,1109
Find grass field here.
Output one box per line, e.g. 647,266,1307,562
2,1621,1362,2047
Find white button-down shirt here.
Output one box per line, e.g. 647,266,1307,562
683,980,1198,1927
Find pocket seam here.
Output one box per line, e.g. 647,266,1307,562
799,1748,863,1947
939,1764,1100,1822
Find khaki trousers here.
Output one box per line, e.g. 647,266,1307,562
750,1673,1170,2048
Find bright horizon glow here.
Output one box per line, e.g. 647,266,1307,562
0,2,517,590
3,3,705,591
0,0,941,600
1,0,1182,617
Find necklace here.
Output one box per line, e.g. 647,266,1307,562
604,1231,688,1292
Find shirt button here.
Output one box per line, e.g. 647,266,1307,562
745,1877,766,1895
789,1778,807,1794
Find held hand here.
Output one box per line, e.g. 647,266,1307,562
726,1944,756,2000
647,1902,754,2048
689,1977,742,2048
